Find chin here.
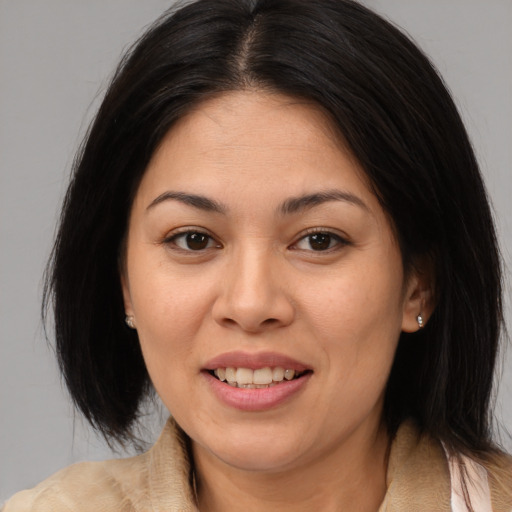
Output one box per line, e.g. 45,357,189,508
212,444,304,473
194,422,311,473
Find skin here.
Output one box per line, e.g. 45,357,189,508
122,90,431,511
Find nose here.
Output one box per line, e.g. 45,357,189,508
212,245,295,333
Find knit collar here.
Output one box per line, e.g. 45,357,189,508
146,417,451,512
378,421,451,511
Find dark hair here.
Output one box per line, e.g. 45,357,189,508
45,0,503,455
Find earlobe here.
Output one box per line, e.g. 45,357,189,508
119,243,137,328
120,275,137,329
401,266,435,333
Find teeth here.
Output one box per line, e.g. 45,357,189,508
253,367,273,385
225,367,236,383
272,367,285,381
211,366,303,387
284,369,295,380
236,368,253,385
214,368,227,382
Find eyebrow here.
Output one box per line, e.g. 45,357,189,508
146,189,368,216
146,191,227,214
278,190,369,215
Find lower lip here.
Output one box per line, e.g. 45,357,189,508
203,371,311,411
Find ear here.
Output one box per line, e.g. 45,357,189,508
119,257,135,318
401,258,435,333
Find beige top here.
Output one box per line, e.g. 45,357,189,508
3,418,512,512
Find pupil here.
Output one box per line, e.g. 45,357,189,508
310,233,331,250
187,232,208,250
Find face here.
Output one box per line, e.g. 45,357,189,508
122,91,424,474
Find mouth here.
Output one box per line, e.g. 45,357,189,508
208,366,310,389
203,353,313,410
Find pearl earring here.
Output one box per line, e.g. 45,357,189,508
417,313,424,329
125,315,136,329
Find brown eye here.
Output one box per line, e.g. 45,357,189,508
171,231,217,251
294,231,346,252
308,233,332,251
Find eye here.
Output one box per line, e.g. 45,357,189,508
293,231,346,251
168,231,219,251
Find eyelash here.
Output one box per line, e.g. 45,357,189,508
291,228,350,253
162,228,350,253
163,229,221,252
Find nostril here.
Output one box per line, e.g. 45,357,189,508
220,317,280,330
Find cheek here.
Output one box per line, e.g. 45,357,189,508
125,254,215,389
304,266,405,341
301,260,405,392
131,281,207,416
127,241,214,328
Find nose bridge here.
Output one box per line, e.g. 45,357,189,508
213,239,293,332
233,242,274,301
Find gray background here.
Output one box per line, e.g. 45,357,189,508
1,0,511,501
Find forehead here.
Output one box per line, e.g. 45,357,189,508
140,90,373,199
176,90,345,148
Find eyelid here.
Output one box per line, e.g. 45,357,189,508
160,226,349,253
290,227,351,251
162,227,222,251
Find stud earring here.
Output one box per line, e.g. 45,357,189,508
416,313,424,329
125,315,136,329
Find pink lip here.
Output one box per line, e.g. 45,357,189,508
202,351,313,411
203,370,312,411
203,351,311,372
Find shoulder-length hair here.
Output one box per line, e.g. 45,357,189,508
45,0,503,455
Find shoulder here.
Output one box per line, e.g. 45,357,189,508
2,417,197,512
2,452,151,512
486,451,512,512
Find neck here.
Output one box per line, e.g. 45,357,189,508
192,422,390,512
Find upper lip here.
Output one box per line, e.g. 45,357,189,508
203,351,311,372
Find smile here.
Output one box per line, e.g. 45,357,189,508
210,366,306,388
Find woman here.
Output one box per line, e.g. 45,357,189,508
3,0,511,510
